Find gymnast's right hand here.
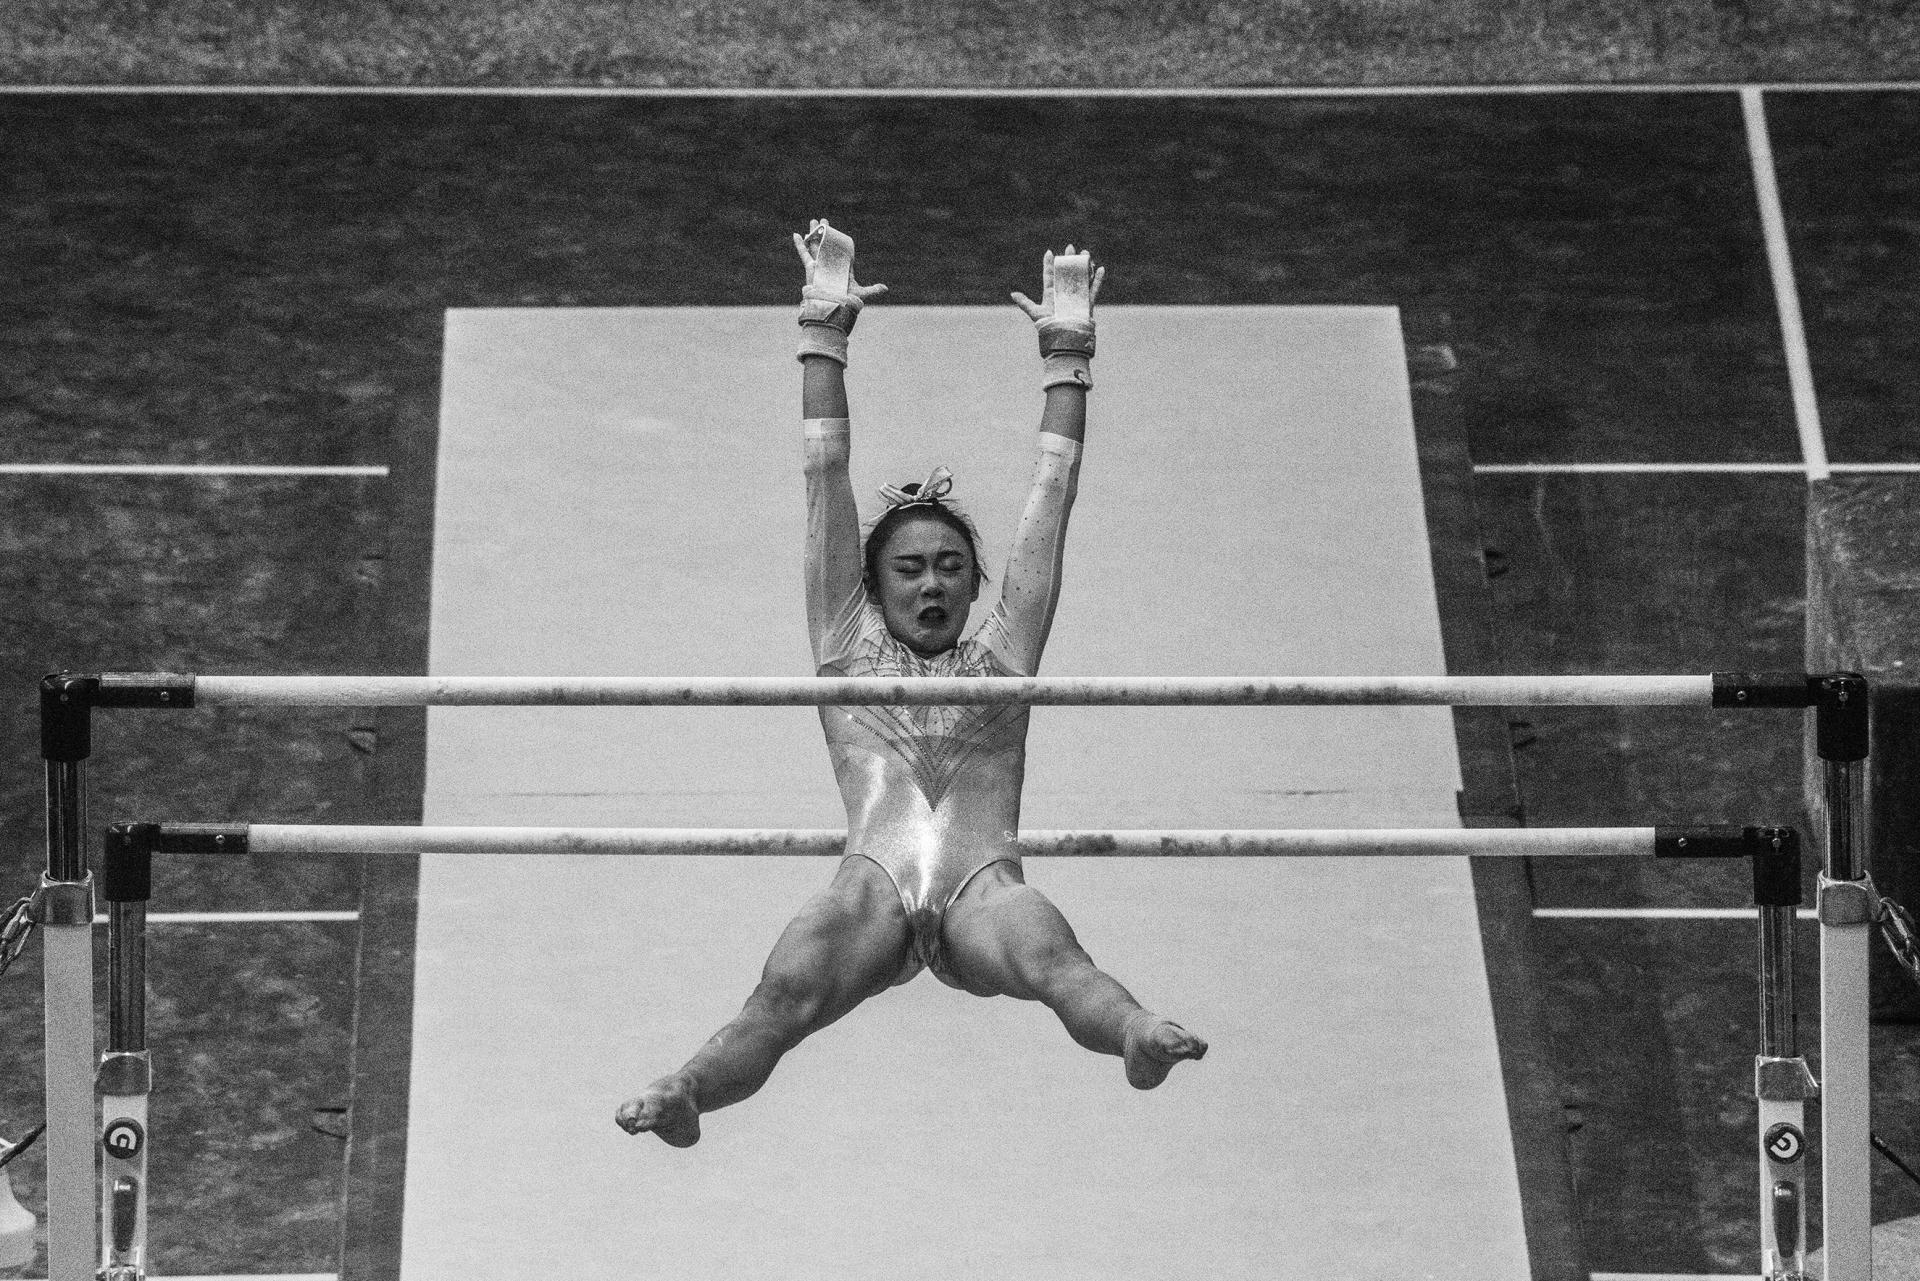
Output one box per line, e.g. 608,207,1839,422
792,219,887,365
1012,245,1103,389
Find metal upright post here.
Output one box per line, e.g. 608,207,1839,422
99,825,154,1281
38,674,97,1281
1814,673,1872,1281
1752,828,1815,1280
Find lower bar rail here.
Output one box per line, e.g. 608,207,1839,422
131,822,1769,859
76,821,1802,1281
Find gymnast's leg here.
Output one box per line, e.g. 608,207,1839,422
940,862,1206,1089
616,855,911,1146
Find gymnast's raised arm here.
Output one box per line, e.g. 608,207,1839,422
983,247,1104,677
792,220,886,667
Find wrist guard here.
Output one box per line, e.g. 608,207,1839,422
1036,317,1095,358
797,284,863,365
799,285,863,333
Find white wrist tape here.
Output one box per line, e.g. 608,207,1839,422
1042,352,1092,390
798,323,850,365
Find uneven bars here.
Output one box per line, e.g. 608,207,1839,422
189,674,1711,707
182,825,1719,858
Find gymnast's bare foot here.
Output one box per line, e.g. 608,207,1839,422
1123,1012,1208,1090
615,1075,702,1147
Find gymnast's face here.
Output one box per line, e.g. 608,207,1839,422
873,514,980,656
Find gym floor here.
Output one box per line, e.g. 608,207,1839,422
1,87,1918,1277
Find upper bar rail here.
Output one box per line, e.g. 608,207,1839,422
40,670,1863,709
194,673,1716,706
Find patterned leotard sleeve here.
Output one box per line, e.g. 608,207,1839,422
801,417,865,670
970,431,1083,677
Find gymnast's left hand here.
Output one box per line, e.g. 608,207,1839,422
791,219,889,332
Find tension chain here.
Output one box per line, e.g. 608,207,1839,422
1879,894,1920,993
0,1121,42,1172
0,894,36,981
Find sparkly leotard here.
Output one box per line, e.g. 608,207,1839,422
804,419,1082,987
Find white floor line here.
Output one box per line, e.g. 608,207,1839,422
1742,86,1830,482
0,463,387,477
89,910,360,925
1475,461,1808,474
1475,462,1920,476
1590,1274,1761,1281
1536,907,1818,920
1,82,1918,98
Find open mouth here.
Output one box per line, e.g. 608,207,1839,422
917,606,948,626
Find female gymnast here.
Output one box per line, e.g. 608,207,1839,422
616,222,1206,1147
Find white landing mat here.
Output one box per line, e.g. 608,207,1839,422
405,305,1528,1280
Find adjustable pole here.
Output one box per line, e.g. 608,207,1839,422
36,673,190,1281
38,674,96,1281
99,825,154,1281
1751,828,1814,1281
1656,807,1817,1281
1814,673,1872,1281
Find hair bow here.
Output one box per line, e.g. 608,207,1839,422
877,466,954,510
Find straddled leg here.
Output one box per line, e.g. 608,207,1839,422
940,862,1206,1089
616,856,910,1146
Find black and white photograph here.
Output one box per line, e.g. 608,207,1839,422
3,6,1920,1280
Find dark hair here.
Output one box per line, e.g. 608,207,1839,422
862,494,986,591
